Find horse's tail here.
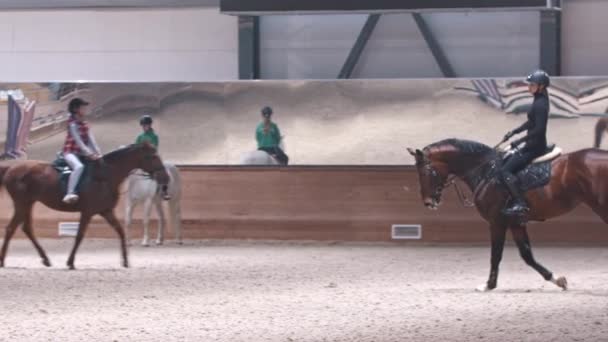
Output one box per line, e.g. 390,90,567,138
594,117,608,148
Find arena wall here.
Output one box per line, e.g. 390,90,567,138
10,78,608,165
3,166,607,245
1,78,608,244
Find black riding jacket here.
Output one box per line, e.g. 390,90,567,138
511,91,549,153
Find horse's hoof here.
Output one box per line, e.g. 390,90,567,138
475,283,493,292
141,242,150,247
122,261,129,268
155,240,163,246
42,259,52,267
177,241,183,245
67,265,76,270
556,276,568,291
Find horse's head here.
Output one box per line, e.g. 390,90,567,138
135,142,170,187
407,147,450,209
106,143,170,190
408,139,495,209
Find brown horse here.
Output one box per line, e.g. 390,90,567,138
0,143,169,269
407,139,608,291
594,116,608,148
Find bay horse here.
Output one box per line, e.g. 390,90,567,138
594,116,608,148
0,143,169,269
407,139,608,291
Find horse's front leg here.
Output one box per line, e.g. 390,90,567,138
124,198,136,246
477,224,507,292
511,225,567,290
141,198,153,246
66,214,93,270
154,199,165,245
100,210,129,268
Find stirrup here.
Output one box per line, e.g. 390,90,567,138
502,203,529,216
63,194,79,204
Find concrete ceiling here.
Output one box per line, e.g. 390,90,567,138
0,0,219,9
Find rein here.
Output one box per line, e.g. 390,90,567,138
122,168,166,196
442,175,475,207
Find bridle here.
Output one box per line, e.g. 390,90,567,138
423,161,475,207
121,164,167,195
420,141,505,208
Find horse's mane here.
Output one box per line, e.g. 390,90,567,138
425,139,495,156
103,144,140,162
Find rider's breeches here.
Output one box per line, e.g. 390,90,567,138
64,153,84,195
499,149,542,201
501,149,541,177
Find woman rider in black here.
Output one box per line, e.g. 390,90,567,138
500,70,550,216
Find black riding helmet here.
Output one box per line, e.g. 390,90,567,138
525,70,550,88
68,98,89,114
140,115,153,126
261,106,273,118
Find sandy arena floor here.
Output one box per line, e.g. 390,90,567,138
0,239,607,342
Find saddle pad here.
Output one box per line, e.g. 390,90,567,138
516,160,552,192
52,156,91,194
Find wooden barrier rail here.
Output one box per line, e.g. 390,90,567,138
3,166,608,244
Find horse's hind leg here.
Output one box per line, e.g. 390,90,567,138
511,225,567,290
21,208,51,267
169,198,182,244
0,212,25,267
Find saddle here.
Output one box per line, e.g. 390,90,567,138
52,154,92,194
502,144,562,192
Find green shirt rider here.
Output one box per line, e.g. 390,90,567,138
135,115,169,199
256,106,289,165
136,115,159,148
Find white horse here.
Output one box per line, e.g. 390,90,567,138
125,163,182,246
239,137,286,165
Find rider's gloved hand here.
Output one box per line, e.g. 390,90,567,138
503,131,514,142
510,141,520,150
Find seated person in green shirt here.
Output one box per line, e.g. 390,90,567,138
256,106,289,165
135,114,169,199
136,115,159,147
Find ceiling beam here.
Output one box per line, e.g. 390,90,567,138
0,0,218,10
221,0,558,15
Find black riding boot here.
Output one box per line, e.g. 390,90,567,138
499,172,529,216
